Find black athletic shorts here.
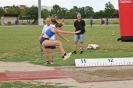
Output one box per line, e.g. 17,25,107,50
40,37,56,49
40,37,49,44
45,46,56,49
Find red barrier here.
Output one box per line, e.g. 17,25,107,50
118,0,133,42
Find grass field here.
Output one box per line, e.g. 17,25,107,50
0,24,133,66
0,81,69,88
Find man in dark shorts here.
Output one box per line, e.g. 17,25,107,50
72,13,86,54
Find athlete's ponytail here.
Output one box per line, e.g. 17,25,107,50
50,17,58,24
48,17,62,27
55,23,63,27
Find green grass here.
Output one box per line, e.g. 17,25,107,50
0,25,133,66
0,81,69,88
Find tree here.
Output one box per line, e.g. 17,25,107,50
85,6,94,18
51,4,61,18
66,9,77,19
71,6,94,18
41,9,49,19
20,9,26,19
25,5,38,24
73,6,79,13
6,5,21,14
0,7,4,17
78,7,85,18
93,10,106,18
59,8,68,18
113,9,119,18
104,1,115,18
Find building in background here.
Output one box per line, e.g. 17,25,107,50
19,5,26,10
4,5,27,12
2,14,19,25
41,6,53,11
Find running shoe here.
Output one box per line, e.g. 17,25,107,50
63,52,72,61
50,61,54,64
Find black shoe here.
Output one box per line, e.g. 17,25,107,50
72,51,77,54
80,51,83,54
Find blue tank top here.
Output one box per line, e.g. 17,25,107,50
45,28,55,38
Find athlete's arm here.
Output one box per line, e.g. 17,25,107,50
57,29,80,34
56,32,69,43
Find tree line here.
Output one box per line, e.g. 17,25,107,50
0,1,118,23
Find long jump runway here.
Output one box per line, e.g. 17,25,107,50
0,68,84,83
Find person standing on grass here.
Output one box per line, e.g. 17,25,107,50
106,18,109,29
90,17,93,28
39,19,81,61
72,13,86,54
39,17,56,65
100,18,104,28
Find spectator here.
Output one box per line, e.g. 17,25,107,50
72,13,86,54
100,18,104,28
90,17,93,28
106,18,109,29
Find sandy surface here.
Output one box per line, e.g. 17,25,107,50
0,61,54,72
62,66,133,81
0,61,133,88
35,78,133,88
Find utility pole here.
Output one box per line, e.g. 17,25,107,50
38,0,43,25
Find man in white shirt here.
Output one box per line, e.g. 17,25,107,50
39,18,56,65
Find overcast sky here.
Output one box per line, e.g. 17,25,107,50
0,0,118,11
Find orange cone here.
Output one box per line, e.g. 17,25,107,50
112,30,115,36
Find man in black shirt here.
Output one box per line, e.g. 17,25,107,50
72,13,86,54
